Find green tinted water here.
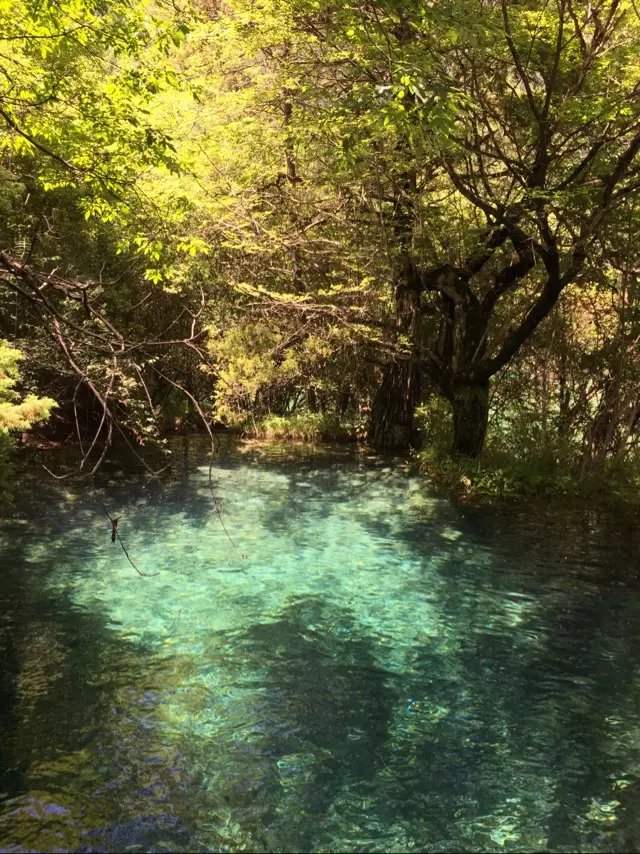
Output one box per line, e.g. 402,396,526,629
1,439,640,852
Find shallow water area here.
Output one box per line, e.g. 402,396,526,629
1,437,640,852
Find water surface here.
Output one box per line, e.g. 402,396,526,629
1,439,640,852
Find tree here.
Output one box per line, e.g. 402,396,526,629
0,0,215,470
211,0,640,456
152,0,388,433
6,0,637,469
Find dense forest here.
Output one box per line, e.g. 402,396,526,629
2,0,640,499
3,5,640,850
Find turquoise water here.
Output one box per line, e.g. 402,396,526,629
1,438,640,853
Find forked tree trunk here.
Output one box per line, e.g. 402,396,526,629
451,382,489,458
367,359,421,450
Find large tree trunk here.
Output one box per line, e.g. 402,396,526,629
367,141,423,452
368,359,421,450
451,382,489,458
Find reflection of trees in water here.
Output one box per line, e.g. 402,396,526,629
4,442,640,851
182,506,640,852
0,540,203,852
157,567,640,851
183,596,396,852
363,516,640,852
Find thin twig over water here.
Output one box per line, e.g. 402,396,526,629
102,504,159,578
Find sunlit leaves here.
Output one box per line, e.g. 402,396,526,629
0,340,56,432
0,0,190,221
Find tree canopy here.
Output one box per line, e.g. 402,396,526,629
1,0,640,490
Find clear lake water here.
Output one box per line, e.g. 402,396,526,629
1,437,640,853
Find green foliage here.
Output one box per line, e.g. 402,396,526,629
418,448,580,502
1,0,640,501
0,0,187,189
416,380,640,505
173,0,640,466
414,397,452,454
0,339,56,508
0,0,198,289
0,0,214,467
209,317,365,429
247,412,352,443
415,321,640,497
418,441,640,507
0,340,56,433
